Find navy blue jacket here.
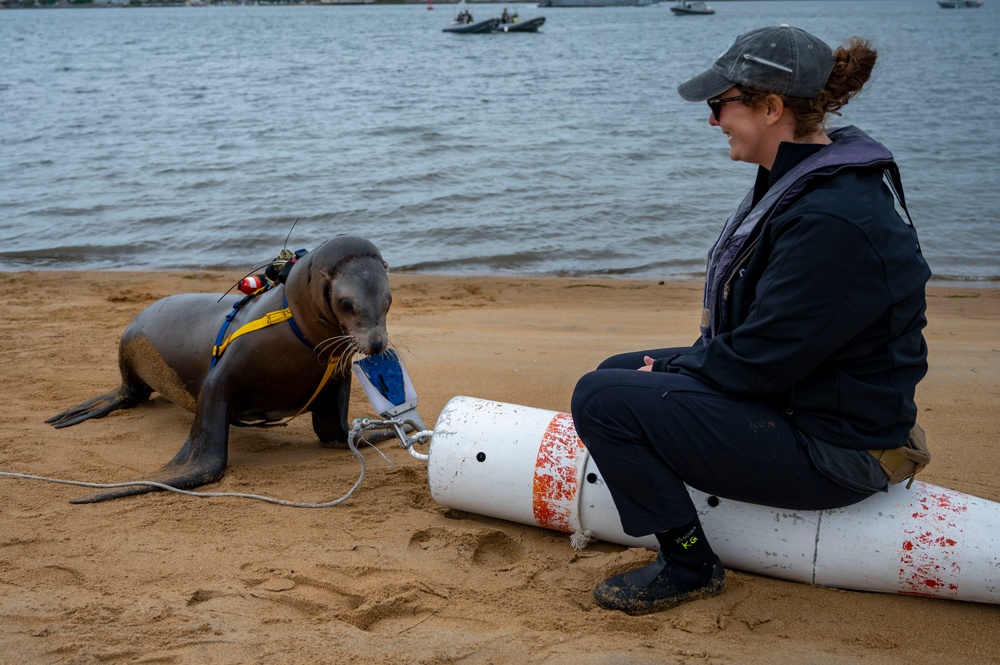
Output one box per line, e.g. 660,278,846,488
655,127,931,452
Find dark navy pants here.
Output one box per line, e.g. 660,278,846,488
570,347,878,538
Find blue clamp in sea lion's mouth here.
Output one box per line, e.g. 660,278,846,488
352,349,425,431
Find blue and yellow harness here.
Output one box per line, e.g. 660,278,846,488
210,269,339,421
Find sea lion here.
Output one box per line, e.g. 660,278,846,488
46,235,393,504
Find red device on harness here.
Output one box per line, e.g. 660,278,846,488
237,275,267,295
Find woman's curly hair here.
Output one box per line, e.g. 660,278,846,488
740,37,878,139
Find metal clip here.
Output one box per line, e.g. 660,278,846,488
348,417,432,461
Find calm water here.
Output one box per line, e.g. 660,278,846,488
1,1,998,282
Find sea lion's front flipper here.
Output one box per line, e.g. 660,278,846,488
311,378,352,448
69,395,231,504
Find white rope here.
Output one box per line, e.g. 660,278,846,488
570,529,594,550
406,430,433,461
0,424,399,508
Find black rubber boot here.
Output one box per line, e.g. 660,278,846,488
593,521,726,615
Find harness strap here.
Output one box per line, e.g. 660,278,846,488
284,296,314,349
210,297,340,424
293,354,340,419
212,307,295,361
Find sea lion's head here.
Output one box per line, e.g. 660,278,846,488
285,235,392,362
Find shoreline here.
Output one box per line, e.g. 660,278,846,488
4,265,998,289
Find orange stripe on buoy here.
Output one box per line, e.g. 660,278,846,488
532,412,586,532
899,484,965,598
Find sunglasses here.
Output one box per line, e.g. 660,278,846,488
707,95,746,122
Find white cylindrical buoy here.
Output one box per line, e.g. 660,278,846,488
426,396,1000,604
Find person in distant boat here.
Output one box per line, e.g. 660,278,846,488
571,25,930,615
501,7,510,23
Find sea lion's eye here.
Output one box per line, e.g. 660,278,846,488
339,298,355,315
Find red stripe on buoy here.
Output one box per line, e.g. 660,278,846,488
899,484,966,598
532,412,586,532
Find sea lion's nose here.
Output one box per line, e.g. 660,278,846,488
367,334,386,356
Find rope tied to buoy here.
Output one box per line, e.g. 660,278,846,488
0,416,432,508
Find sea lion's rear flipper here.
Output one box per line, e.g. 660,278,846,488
45,387,146,429
69,408,229,504
68,472,186,504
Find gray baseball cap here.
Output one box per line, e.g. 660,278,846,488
677,25,835,101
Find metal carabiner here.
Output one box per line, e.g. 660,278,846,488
348,417,432,461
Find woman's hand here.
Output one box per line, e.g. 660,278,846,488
638,356,655,372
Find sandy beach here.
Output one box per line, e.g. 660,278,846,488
1,270,998,664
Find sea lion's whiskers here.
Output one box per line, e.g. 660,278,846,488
337,352,357,375
387,338,412,357
314,335,352,357
314,335,358,374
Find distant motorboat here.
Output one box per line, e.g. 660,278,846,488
669,0,715,15
937,0,983,6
